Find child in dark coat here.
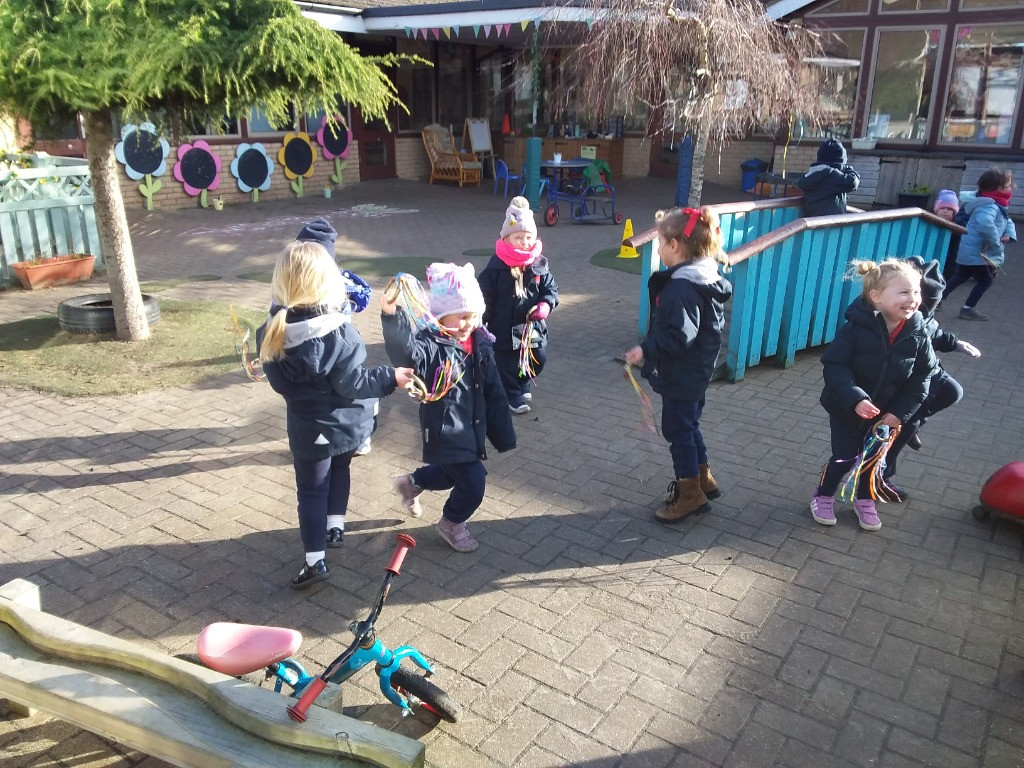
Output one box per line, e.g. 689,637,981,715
382,262,517,553
478,196,559,414
624,207,733,523
812,259,936,531
796,138,860,217
881,257,980,499
258,241,413,589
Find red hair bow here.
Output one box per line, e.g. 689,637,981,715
680,207,701,237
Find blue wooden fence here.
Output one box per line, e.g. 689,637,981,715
1,153,103,286
631,198,959,382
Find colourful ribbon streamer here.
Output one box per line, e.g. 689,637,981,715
404,357,465,403
229,305,265,382
838,422,901,502
518,322,538,379
384,273,444,333
623,363,657,435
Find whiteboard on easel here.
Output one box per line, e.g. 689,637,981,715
464,118,492,154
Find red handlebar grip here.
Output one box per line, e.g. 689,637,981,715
287,678,328,722
386,533,417,575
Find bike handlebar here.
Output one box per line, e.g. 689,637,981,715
386,533,416,575
286,534,417,721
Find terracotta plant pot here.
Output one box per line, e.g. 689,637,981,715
10,254,96,290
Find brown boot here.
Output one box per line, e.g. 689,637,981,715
698,462,721,499
656,477,710,523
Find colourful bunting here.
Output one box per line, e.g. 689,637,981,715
483,24,492,37
473,25,480,37
431,28,440,40
586,19,594,30
443,27,450,38
502,23,512,36
404,27,411,37
520,20,530,32
452,25,460,36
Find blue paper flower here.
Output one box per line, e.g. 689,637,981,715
114,123,169,181
230,143,274,193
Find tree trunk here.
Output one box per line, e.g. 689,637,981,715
687,127,710,207
83,109,150,341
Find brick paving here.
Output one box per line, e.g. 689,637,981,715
1,177,1023,768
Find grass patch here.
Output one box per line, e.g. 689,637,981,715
0,298,266,397
590,247,643,275
238,256,435,283
140,275,221,293
462,248,494,258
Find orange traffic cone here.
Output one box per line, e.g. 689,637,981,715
501,114,511,135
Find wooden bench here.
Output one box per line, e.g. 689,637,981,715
0,579,424,768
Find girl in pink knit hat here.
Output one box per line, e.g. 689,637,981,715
381,263,517,553
478,196,559,414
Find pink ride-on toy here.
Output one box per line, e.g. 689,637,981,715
972,461,1024,523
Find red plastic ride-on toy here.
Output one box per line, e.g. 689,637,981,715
972,461,1024,523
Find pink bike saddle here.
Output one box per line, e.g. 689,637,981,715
197,622,303,676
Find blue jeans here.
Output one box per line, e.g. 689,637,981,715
661,396,708,478
412,461,486,524
293,452,353,553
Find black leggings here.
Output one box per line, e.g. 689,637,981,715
943,263,995,309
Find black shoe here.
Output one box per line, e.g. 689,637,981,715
885,483,910,503
290,559,329,590
326,527,344,548
908,432,923,451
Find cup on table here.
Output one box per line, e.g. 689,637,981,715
552,153,562,163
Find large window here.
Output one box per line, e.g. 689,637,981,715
474,50,508,131
807,0,869,15
878,0,948,12
437,43,471,130
866,28,943,141
806,28,865,138
396,39,434,131
940,24,1024,145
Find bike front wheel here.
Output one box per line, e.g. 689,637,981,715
390,668,462,723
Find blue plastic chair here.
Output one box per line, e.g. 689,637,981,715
493,159,523,197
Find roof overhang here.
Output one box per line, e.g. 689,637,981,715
300,3,608,34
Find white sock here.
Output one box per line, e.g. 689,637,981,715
327,515,345,531
304,551,325,568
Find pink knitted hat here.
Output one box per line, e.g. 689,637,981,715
427,262,486,318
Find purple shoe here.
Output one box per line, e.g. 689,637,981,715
437,518,479,552
854,499,882,531
810,494,837,526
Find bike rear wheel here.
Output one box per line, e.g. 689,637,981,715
390,668,462,723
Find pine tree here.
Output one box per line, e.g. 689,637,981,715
0,0,405,340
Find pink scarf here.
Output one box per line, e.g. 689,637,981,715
494,238,543,268
980,189,1012,208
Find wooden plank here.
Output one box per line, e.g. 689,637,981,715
763,238,796,359
776,233,816,368
724,260,753,382
83,205,102,261
0,582,424,768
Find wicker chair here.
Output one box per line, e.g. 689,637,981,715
421,124,482,187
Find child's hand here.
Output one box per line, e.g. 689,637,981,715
529,302,551,321
624,346,644,366
957,340,981,357
380,292,398,315
394,367,415,387
855,399,880,419
1001,235,1010,243
879,413,901,429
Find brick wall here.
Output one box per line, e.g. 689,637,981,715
702,139,776,187
621,138,651,177
116,138,362,212
396,136,430,181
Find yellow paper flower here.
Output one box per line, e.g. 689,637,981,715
278,132,317,180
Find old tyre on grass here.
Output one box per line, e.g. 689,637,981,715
57,293,161,334
390,667,462,722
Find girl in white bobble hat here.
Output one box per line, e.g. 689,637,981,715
380,262,517,553
478,196,559,414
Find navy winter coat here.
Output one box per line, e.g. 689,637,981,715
796,163,860,217
640,259,733,402
820,297,936,424
381,309,516,464
257,309,397,461
478,255,559,351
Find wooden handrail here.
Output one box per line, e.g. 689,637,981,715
727,208,966,266
624,196,803,249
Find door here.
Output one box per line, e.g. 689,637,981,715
351,108,396,181
351,40,397,181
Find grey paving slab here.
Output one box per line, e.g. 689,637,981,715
1,177,1023,768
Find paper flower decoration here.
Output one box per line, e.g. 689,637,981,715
230,143,274,202
173,140,222,207
278,132,317,197
316,116,352,188
114,122,169,210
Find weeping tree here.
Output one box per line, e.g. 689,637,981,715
0,0,406,341
548,0,832,205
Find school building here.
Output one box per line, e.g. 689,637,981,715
20,0,1024,214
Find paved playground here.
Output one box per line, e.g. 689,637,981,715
1,176,1023,768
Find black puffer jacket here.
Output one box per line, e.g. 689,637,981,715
478,255,559,350
796,164,860,217
820,297,936,423
907,256,959,357
257,309,397,461
640,259,733,402
381,309,516,464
